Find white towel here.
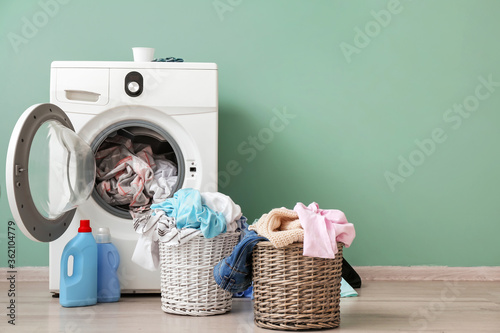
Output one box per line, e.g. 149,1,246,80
201,192,242,231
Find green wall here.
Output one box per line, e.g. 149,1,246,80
1,0,499,267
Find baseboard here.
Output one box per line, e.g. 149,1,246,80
1,266,499,282
354,266,500,281
0,267,49,281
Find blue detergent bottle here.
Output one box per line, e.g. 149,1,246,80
96,227,121,302
60,219,98,307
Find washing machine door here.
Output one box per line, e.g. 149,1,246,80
6,103,95,242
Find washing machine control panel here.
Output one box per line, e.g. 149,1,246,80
124,71,143,97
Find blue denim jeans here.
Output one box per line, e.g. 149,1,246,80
213,230,268,293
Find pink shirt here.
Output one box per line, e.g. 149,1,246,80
294,202,355,259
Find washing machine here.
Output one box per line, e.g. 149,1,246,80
5,61,218,293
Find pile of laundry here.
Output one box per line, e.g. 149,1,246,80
250,203,355,258
131,188,245,271
94,134,178,214
213,202,358,297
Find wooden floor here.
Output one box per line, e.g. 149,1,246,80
1,280,499,332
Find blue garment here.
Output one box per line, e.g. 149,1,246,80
152,57,184,62
213,229,268,293
233,285,253,299
340,278,358,297
150,188,226,239
235,216,248,239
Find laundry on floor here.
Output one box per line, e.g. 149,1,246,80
95,134,178,214
340,278,358,297
131,188,245,271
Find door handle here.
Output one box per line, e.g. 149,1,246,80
64,90,100,103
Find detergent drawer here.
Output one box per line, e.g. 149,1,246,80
55,68,110,106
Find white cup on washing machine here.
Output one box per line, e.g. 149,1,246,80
132,47,155,62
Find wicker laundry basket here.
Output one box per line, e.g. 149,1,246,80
252,241,343,330
159,231,240,316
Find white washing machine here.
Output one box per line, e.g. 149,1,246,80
6,61,218,293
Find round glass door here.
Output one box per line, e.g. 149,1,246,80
29,119,95,218
6,104,95,242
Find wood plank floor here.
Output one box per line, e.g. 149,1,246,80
1,280,499,332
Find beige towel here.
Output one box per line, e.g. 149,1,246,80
249,208,304,248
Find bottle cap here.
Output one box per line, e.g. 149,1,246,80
95,227,111,243
78,220,92,233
